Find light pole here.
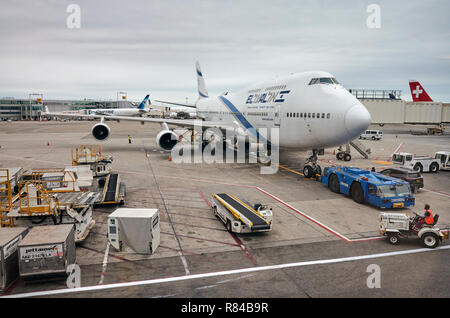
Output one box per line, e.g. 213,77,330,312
116,91,127,109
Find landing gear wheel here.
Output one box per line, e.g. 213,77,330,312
303,165,314,178
343,153,351,161
388,233,400,245
315,165,322,180
422,233,439,248
226,220,232,233
350,183,364,204
336,152,344,160
329,174,340,193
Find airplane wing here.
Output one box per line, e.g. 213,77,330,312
154,100,197,108
44,108,233,131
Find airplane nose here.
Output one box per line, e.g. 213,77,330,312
344,103,371,136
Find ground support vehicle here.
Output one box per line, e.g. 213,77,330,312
211,193,272,233
392,152,440,173
379,212,448,248
321,166,415,208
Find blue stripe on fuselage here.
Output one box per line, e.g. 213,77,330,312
218,96,269,145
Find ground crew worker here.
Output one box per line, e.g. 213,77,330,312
128,135,132,144
416,204,434,229
423,204,434,225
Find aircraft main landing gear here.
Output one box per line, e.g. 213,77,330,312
303,149,321,180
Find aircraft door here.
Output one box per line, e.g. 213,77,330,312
274,105,281,127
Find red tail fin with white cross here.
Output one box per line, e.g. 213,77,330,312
409,80,433,102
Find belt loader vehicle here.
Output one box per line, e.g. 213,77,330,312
379,212,448,248
392,152,440,173
321,166,415,209
211,193,272,233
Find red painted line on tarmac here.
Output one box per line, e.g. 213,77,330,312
255,187,383,243
161,231,240,247
389,143,403,161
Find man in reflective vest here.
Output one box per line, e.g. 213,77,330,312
423,204,434,225
417,204,434,230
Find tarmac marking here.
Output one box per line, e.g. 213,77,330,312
5,245,449,298
98,242,111,285
421,188,450,198
389,142,404,161
255,187,382,243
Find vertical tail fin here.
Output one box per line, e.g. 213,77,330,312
196,61,208,99
409,80,433,102
138,94,151,110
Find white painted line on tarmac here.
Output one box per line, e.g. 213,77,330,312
98,242,110,285
422,188,450,198
4,245,449,298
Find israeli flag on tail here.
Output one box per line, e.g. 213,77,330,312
138,94,151,110
196,61,208,99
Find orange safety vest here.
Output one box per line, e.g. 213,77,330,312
424,209,434,224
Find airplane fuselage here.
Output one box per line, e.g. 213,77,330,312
90,109,148,117
195,71,371,150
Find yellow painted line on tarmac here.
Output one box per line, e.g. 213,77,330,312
373,160,393,165
278,164,304,176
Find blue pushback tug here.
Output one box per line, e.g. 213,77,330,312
321,166,415,209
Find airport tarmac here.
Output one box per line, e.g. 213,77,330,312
0,120,449,298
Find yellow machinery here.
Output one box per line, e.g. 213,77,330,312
0,169,14,227
71,145,113,177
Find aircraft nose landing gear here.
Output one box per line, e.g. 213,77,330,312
303,149,322,180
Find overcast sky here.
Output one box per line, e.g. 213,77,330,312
1,0,449,103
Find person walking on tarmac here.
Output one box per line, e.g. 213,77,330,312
128,135,132,144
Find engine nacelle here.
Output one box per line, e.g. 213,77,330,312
92,123,110,141
156,129,178,151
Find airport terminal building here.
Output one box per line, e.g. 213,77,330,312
0,98,135,120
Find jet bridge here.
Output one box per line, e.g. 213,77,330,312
212,193,272,233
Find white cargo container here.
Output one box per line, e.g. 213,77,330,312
107,208,160,254
0,227,28,291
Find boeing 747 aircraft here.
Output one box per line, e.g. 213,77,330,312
45,62,371,178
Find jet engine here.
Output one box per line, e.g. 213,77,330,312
92,122,110,141
156,126,179,151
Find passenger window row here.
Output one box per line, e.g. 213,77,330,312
286,112,331,119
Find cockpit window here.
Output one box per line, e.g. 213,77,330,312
309,77,340,85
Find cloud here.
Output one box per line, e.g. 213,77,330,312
0,0,449,102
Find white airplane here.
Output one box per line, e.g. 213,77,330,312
45,61,371,178
86,95,151,117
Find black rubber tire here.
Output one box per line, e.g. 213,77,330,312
388,233,400,245
430,163,439,173
413,163,423,173
421,233,439,248
344,153,351,161
329,174,340,193
336,152,344,160
350,182,365,204
226,220,232,233
372,136,376,140
303,165,314,178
